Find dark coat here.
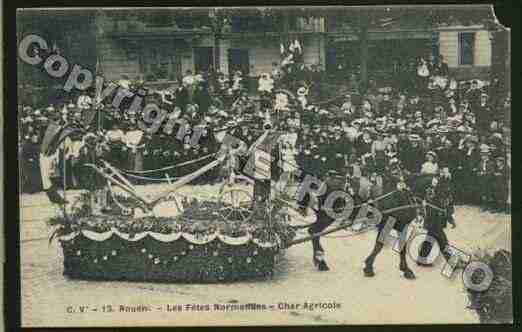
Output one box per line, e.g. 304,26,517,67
400,143,425,173
193,85,211,116
475,104,494,131
175,86,189,114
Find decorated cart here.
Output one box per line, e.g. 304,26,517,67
51,132,301,282
59,201,287,282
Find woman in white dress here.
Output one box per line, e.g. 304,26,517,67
420,151,439,175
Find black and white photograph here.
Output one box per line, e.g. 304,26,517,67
16,5,512,327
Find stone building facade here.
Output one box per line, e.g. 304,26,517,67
18,7,508,94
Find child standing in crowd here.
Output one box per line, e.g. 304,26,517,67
420,151,439,175
371,131,387,172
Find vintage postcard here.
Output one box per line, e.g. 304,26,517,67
17,5,512,327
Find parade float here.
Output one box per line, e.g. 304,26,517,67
45,39,321,283
50,147,299,282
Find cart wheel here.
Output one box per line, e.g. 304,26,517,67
218,188,254,222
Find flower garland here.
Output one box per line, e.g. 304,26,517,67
49,193,296,247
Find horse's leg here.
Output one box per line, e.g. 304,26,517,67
310,237,329,271
308,210,332,271
363,234,384,277
399,246,416,280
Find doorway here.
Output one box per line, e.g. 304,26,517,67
194,47,214,73
228,48,250,75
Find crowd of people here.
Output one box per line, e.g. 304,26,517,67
19,39,510,213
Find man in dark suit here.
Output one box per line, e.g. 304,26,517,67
475,93,493,132
465,80,481,109
400,134,425,174
491,156,509,212
434,55,450,77
459,135,480,204
175,78,190,117
22,134,43,193
193,80,211,118
476,144,496,209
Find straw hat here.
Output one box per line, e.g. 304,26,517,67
479,144,491,154
426,151,438,160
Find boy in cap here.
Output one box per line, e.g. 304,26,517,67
491,156,509,212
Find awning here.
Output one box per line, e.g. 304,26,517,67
105,30,205,44
330,30,434,42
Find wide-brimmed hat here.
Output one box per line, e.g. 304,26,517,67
351,119,363,127
362,127,376,135
437,126,450,134
465,135,479,144
426,119,440,128
426,151,438,160
480,144,491,154
457,125,473,134
83,133,98,145
297,86,308,96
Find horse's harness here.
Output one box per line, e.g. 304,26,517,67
382,167,447,222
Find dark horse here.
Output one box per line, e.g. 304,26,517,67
299,169,419,273
361,173,420,279
363,172,454,279
416,174,455,265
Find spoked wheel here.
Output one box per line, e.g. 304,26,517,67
218,188,254,222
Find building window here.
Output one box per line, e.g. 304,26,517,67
194,47,214,73
459,32,475,66
288,16,298,31
143,13,175,27
431,32,440,57
140,46,181,81
230,17,249,33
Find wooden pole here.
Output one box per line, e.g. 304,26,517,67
285,204,421,247
148,157,224,206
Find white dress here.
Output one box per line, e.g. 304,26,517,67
421,162,439,175
258,77,274,93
